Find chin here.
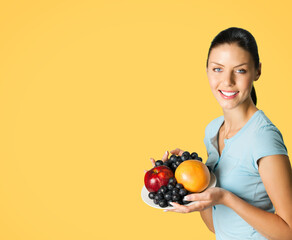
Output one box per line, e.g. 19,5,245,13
219,102,238,111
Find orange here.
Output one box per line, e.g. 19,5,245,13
175,160,210,192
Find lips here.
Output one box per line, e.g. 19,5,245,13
219,90,239,99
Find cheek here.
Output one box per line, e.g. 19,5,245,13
237,75,253,91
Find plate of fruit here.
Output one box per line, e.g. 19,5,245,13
141,151,217,209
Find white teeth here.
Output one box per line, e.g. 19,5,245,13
221,90,238,97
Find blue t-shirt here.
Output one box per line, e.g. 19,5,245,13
204,110,288,240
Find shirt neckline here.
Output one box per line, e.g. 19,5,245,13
218,109,262,144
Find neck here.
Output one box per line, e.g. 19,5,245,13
221,100,258,138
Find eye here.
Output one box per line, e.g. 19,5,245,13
236,69,247,73
213,68,222,72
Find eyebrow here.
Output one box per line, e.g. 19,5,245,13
210,62,248,67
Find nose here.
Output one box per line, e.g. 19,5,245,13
222,71,235,86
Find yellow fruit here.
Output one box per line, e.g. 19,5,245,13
175,160,210,192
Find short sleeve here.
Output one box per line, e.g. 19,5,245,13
252,124,288,170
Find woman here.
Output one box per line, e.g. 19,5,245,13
149,27,292,239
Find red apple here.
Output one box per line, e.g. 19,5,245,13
144,165,174,192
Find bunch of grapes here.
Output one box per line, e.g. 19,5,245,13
148,177,191,208
155,151,202,173
148,151,203,208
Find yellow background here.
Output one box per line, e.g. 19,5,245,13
1,0,291,239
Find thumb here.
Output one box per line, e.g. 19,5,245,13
162,151,169,162
183,192,206,202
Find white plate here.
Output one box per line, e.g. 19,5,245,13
141,172,217,210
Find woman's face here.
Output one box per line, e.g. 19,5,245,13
206,43,261,111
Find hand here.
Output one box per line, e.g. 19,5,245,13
144,148,185,172
144,150,169,173
169,147,185,157
165,187,228,213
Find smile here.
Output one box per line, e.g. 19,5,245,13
219,90,239,99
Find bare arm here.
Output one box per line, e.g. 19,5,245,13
199,150,215,233
200,208,215,233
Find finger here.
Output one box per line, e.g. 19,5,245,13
188,200,212,212
168,201,209,213
150,158,155,167
182,193,213,211
170,148,184,156
161,151,169,162
183,192,207,202
165,202,190,213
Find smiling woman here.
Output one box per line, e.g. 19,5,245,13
206,27,260,107
154,27,292,240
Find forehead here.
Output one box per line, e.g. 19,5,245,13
208,43,253,66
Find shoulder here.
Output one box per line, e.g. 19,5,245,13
203,115,223,149
205,115,224,138
250,110,288,168
251,110,283,139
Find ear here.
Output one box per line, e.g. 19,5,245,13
255,62,262,81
